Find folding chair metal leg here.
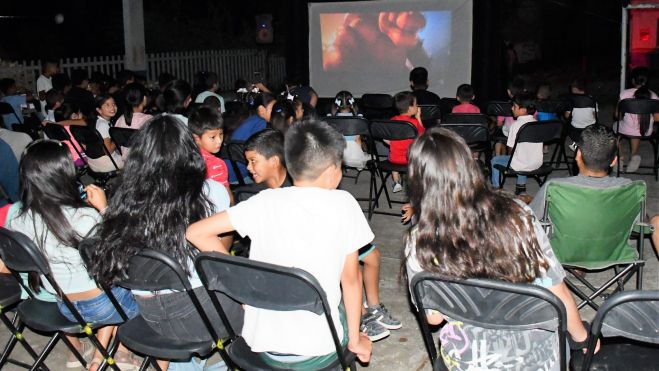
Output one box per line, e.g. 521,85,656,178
0,311,43,370
564,278,599,310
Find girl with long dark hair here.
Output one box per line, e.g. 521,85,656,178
404,128,597,370
87,115,242,369
115,83,152,129
5,140,139,371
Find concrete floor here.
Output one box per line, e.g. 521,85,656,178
1,142,658,371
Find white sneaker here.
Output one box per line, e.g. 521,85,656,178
626,155,641,173
392,182,403,193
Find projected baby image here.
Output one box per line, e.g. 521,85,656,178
321,11,451,77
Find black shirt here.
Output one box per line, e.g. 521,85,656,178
412,89,441,106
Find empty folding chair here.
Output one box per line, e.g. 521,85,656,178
0,228,122,370
368,119,418,219
108,127,137,157
438,97,459,122
115,248,234,371
195,252,357,371
493,120,563,188
440,114,491,170
541,181,647,310
615,98,659,180
411,273,569,371
360,94,394,120
577,290,659,371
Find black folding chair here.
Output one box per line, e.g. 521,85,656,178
0,274,42,370
440,114,491,169
368,119,418,220
564,94,598,153
0,102,23,126
411,272,568,371
108,127,137,156
43,123,88,176
325,116,373,185
493,120,563,188
194,252,357,371
418,104,442,128
577,290,659,371
0,228,122,370
485,100,513,117
438,98,459,122
360,94,393,120
615,98,659,180
222,140,248,188
115,248,234,371
69,126,119,186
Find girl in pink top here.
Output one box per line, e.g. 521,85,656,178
114,83,152,129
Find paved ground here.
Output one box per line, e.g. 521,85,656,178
1,137,658,371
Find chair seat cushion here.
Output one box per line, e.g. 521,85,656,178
377,161,407,173
17,299,82,333
570,339,659,371
227,336,349,371
117,315,213,361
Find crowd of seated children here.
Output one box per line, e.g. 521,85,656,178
329,90,370,170
87,116,242,371
389,91,425,193
615,67,659,173
490,92,540,195
187,119,373,369
451,84,480,114
566,77,598,149
192,71,226,113
5,140,140,371
404,127,597,370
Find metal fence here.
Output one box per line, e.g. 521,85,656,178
0,49,286,91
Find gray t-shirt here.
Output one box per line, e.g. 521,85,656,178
530,175,632,219
405,202,566,371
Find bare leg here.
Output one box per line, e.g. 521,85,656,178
630,138,641,157
89,326,115,371
651,215,659,256
391,171,400,183
361,248,381,308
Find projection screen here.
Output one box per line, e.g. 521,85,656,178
309,0,473,98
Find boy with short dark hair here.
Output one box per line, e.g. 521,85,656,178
490,92,539,194
389,91,425,193
187,119,372,368
452,84,480,114
244,128,291,190
189,107,229,188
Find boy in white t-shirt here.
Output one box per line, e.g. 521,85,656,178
187,119,372,367
490,93,541,195
36,60,59,116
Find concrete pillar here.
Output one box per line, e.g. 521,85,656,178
122,0,147,73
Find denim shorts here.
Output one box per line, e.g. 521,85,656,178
58,286,139,325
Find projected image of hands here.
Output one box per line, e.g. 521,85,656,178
321,11,450,76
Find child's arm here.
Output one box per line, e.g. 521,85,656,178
548,281,600,354
341,251,372,362
186,211,234,253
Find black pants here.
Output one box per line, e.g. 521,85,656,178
136,287,244,342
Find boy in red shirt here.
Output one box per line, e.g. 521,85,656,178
189,107,230,190
389,91,424,193
452,84,481,114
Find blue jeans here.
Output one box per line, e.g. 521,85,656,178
58,286,139,325
490,155,527,187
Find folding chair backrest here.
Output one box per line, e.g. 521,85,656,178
360,94,393,119
567,94,596,109
69,125,109,159
411,273,565,330
593,290,659,344
418,104,441,128
325,116,369,137
618,98,659,115
485,101,513,116
226,141,247,166
545,181,645,267
438,98,459,120
443,113,488,125
119,248,192,292
43,123,72,142
516,120,563,144
0,228,51,275
0,102,21,124
536,99,571,115
195,252,328,314
369,119,418,141
109,127,137,149
440,123,489,146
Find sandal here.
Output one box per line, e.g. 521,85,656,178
113,351,141,371
66,340,95,368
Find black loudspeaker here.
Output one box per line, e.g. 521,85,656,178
256,14,273,44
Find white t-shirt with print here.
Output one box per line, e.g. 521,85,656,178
226,186,374,356
507,115,543,172
36,74,53,115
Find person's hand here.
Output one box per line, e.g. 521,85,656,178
414,107,423,124
401,203,414,224
84,184,108,212
348,333,372,363
254,82,270,93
